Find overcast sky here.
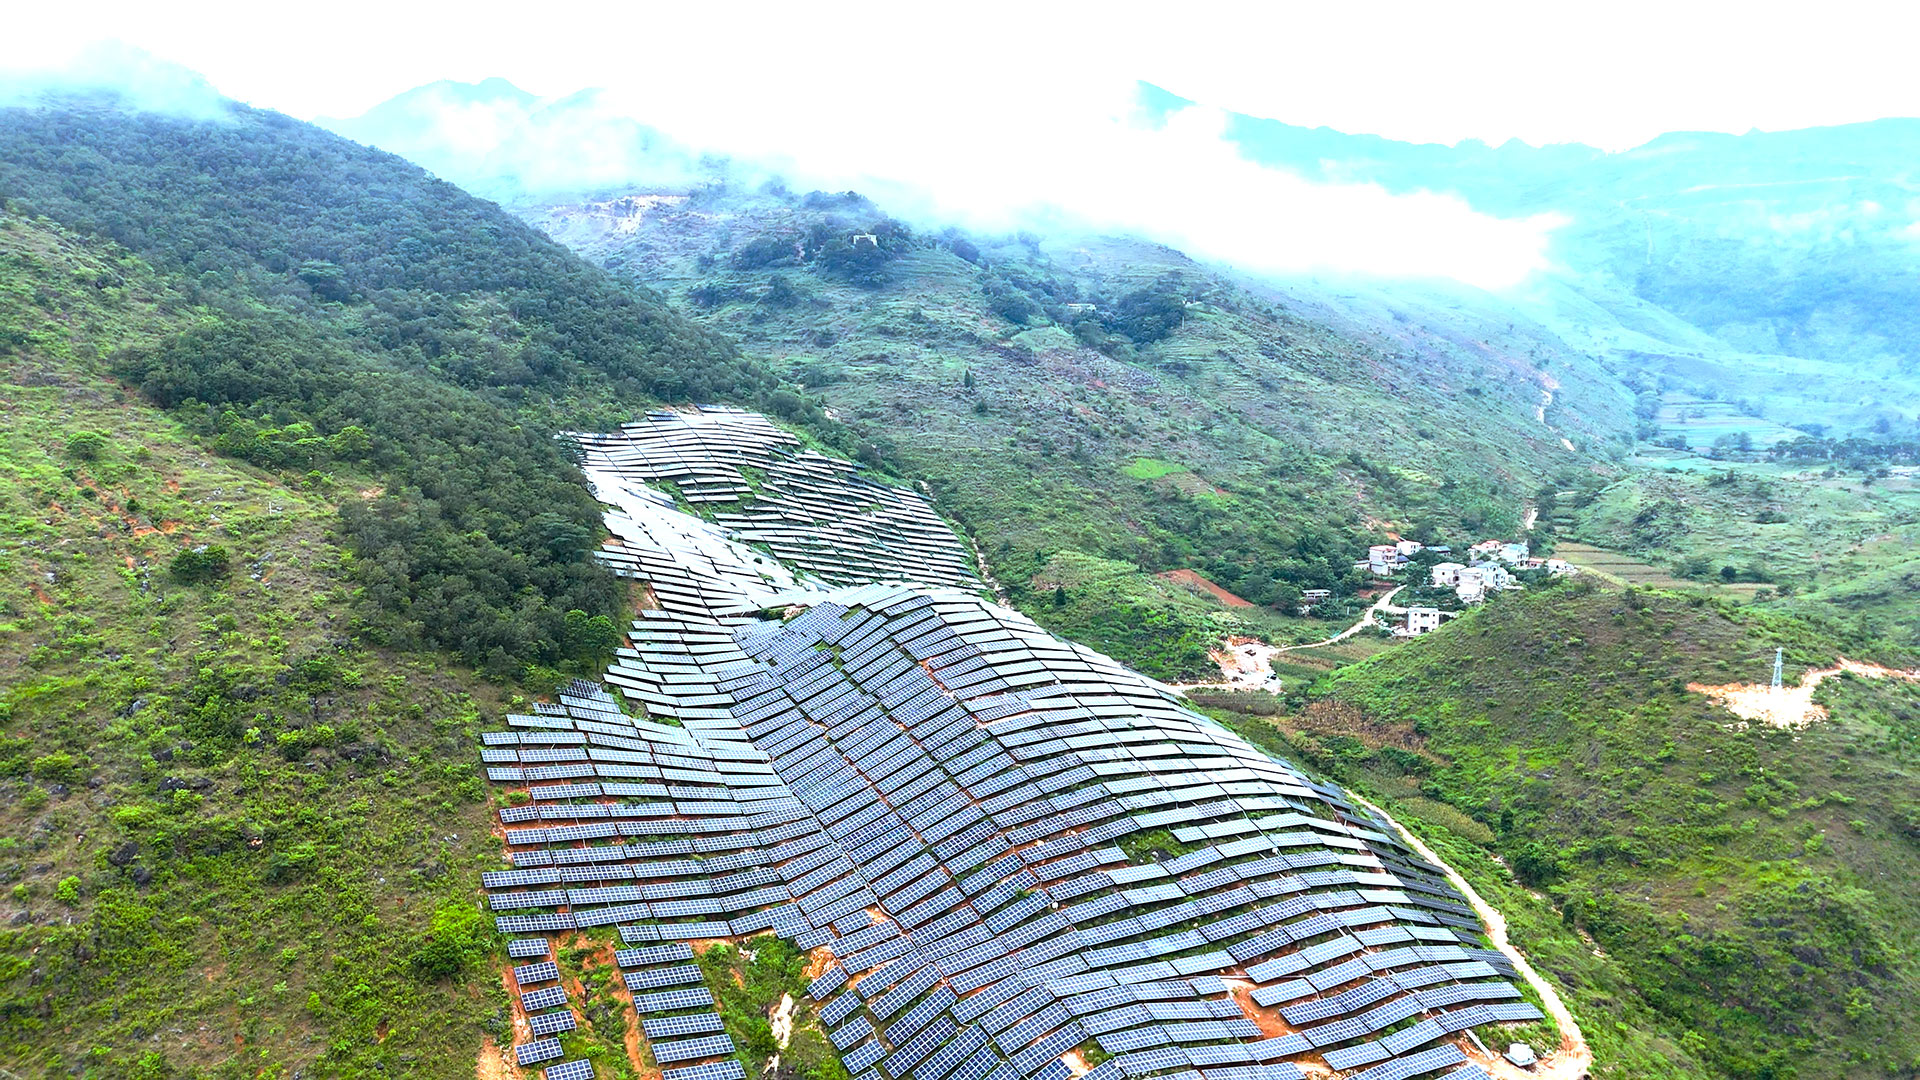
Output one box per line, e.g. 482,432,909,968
8,1,1912,289
10,0,1914,149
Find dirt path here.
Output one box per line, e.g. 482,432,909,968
1277,586,1403,652
1692,657,1920,729
1349,793,1593,1080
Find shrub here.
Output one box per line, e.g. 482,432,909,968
54,876,80,905
169,545,230,584
65,430,108,460
411,901,491,978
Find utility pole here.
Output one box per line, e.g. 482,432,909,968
1771,647,1784,691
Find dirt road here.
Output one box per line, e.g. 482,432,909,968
1350,793,1593,1080
1277,586,1403,652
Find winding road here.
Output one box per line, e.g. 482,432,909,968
1277,586,1404,652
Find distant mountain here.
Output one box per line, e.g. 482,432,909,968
326,80,1920,442
1211,99,1920,427
323,78,728,206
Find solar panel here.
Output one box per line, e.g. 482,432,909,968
527,1011,577,1036
544,1061,596,1080
644,1012,727,1039
508,938,552,959
515,1038,564,1066
653,1035,737,1064
513,961,560,986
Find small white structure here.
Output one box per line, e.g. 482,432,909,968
1504,1042,1538,1068
1394,539,1424,557
1405,607,1442,635
1544,558,1578,575
1430,562,1465,587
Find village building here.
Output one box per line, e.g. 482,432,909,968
1430,561,1466,587
1366,544,1402,577
1404,606,1443,635
1471,561,1517,590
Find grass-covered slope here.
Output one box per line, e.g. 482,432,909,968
525,189,1633,670
1299,580,1920,1079
0,216,513,1077
1570,459,1920,648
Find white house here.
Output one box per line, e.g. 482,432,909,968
1405,607,1442,635
1499,541,1530,564
1367,544,1401,577
1468,539,1504,561
1394,539,1424,557
1456,574,1487,604
1430,562,1466,587
1471,561,1517,590
1544,558,1578,575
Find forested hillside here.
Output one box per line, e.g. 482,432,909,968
0,94,831,1077
0,96,808,677
0,214,519,1077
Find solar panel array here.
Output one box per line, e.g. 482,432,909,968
482,411,1544,1080
575,407,977,591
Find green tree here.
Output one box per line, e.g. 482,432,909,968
169,544,231,584
64,430,107,460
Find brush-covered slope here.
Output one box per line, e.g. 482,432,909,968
523,188,1633,671
0,215,518,1078
1296,580,1920,1079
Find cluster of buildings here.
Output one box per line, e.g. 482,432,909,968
1429,542,1575,605
1371,538,1584,637
1356,539,1446,577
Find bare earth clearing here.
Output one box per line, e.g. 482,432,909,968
1691,658,1920,729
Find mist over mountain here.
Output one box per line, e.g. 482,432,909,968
325,77,1920,441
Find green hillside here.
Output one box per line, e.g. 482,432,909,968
1569,459,1920,647
526,188,1634,673
0,96,810,678
0,215,514,1077
1276,580,1920,1079
0,96,817,1077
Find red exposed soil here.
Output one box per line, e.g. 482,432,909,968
1156,568,1254,608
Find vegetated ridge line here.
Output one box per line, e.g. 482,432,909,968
1349,793,1593,1078
1276,585,1405,652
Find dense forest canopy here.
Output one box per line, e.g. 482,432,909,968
0,96,802,674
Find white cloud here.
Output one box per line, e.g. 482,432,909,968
326,69,1561,289
26,0,1920,287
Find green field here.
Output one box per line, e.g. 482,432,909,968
1656,393,1805,449
1567,459,1920,643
